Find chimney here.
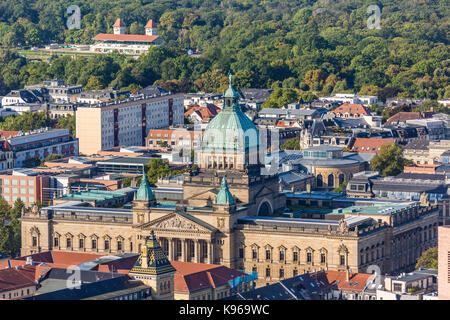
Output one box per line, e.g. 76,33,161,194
345,267,350,281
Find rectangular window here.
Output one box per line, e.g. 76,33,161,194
28,196,35,203
252,249,257,259
66,238,72,248
117,241,122,251
293,269,298,277
32,237,37,247
20,188,26,194
340,255,345,265
92,239,97,249
20,180,27,186
266,268,271,278
79,238,84,249
307,252,312,263
293,251,298,262
321,253,326,264
265,250,271,260
393,283,402,292
54,237,59,247
279,250,284,261
279,268,284,278
105,239,110,250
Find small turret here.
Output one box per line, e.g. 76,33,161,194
113,18,126,35
145,19,157,36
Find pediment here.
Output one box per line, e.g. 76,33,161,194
143,212,217,233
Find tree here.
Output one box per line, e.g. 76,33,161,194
40,154,64,165
416,247,437,270
23,157,41,168
370,144,412,177
334,181,348,193
57,115,76,136
146,158,171,186
280,138,300,150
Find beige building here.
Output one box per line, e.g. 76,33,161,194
76,94,184,155
21,79,439,287
404,139,450,165
439,225,450,300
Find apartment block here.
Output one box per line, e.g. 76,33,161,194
438,226,450,300
76,94,184,155
0,169,50,207
1,128,78,168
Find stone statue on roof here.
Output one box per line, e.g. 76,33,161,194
337,219,349,234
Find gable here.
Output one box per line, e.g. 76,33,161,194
143,212,217,233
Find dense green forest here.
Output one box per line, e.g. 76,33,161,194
0,0,448,101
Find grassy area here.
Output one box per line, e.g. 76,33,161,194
18,49,97,61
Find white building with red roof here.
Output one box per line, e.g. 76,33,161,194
91,18,163,56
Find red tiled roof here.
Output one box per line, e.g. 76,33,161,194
145,19,156,28
92,33,159,43
349,138,395,154
331,104,371,117
184,105,221,122
171,261,245,293
276,120,301,128
13,251,103,269
384,111,434,126
113,18,125,27
0,131,20,139
314,270,374,293
0,265,38,293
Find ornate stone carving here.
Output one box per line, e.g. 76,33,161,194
420,192,429,207
31,204,39,215
337,219,349,234
155,216,200,231
217,217,225,229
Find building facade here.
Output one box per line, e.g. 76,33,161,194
20,78,439,288
76,94,184,155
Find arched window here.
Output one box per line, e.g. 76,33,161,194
338,173,345,186
316,174,323,187
327,174,335,188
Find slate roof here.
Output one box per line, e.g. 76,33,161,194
224,273,327,300
404,139,430,150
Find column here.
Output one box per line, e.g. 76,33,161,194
168,238,174,261
181,239,186,262
208,241,214,264
194,240,199,263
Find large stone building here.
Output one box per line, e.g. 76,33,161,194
21,77,439,287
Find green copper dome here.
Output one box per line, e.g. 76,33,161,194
201,74,259,153
216,176,235,205
136,172,155,201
